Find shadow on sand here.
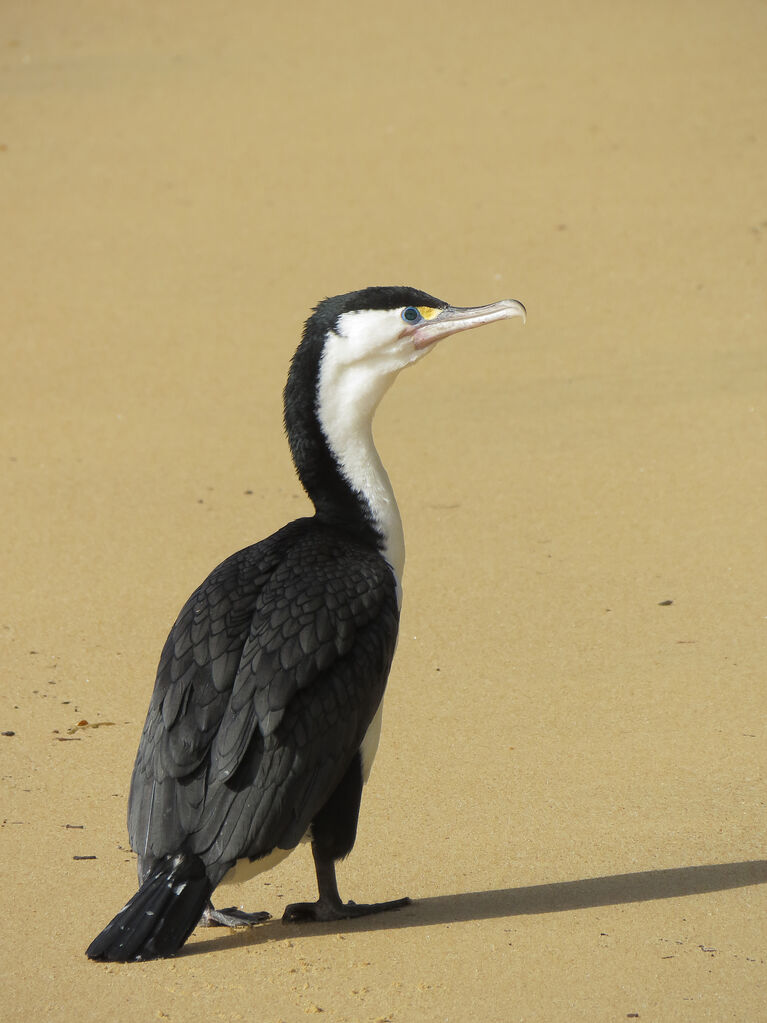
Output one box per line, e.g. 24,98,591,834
180,858,767,957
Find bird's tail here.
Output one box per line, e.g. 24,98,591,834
86,851,213,962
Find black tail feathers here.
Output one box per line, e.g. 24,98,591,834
86,851,213,962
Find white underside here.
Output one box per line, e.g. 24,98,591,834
219,843,299,887
360,698,384,782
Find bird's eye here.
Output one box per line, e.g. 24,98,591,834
401,307,422,323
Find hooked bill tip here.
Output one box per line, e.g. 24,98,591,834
498,298,526,323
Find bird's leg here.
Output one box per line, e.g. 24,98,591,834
200,901,271,928
281,842,410,923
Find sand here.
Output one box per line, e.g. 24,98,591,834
2,1,765,1019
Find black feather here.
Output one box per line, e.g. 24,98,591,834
124,519,398,880
86,852,212,962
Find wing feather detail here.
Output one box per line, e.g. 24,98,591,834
128,519,399,878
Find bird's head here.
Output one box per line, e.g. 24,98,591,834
307,285,526,384
284,285,526,534
292,286,526,428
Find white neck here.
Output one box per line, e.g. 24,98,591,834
315,333,406,598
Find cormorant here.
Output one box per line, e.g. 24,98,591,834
86,285,525,962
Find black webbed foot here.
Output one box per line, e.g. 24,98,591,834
288,830,412,925
200,902,271,928
282,895,411,924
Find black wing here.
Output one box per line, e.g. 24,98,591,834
128,519,399,885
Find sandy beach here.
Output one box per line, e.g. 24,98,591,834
2,1,765,1019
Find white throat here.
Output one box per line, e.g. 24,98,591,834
315,327,407,596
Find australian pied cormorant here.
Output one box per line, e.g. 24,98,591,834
86,285,526,961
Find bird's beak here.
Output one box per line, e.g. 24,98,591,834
411,298,526,351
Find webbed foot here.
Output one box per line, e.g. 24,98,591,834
201,902,271,928
282,895,410,924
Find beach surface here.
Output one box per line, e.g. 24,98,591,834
2,2,765,1019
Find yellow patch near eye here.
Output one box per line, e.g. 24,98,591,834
417,306,441,320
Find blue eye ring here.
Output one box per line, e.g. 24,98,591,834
401,306,421,323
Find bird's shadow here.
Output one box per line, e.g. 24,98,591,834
179,858,767,958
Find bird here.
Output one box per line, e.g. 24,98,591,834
86,285,526,962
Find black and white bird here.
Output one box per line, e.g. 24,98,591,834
86,285,525,962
